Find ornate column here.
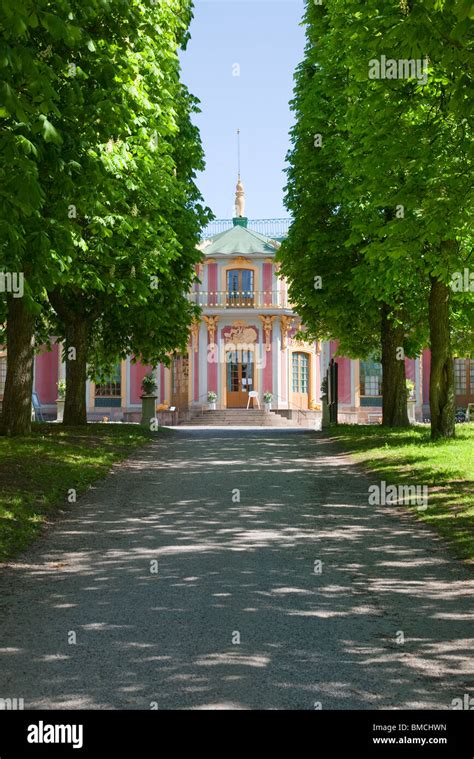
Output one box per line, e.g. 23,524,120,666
203,315,219,397
280,315,294,350
259,315,275,352
258,316,275,397
203,315,219,348
190,320,200,403
190,320,200,353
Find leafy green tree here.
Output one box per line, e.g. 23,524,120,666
280,0,472,436
0,0,70,435
336,0,473,437
279,1,423,427
1,0,209,432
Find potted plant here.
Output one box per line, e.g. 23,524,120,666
140,373,158,426
263,391,273,412
406,379,416,423
56,380,66,422
207,391,217,410
141,373,157,396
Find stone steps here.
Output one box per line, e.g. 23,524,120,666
184,410,298,427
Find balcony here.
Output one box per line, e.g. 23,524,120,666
201,218,291,239
189,290,291,310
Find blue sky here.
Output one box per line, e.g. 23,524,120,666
180,0,306,220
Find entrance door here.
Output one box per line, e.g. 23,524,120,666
226,350,254,407
292,351,309,410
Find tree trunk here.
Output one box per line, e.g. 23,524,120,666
63,318,88,426
1,296,35,436
381,305,410,427
429,277,455,439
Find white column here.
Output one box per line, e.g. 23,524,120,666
321,341,331,377
350,359,356,407
311,346,318,406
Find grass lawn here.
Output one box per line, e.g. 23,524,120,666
329,423,474,564
0,423,154,562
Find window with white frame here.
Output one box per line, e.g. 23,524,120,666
360,359,382,396
454,359,467,395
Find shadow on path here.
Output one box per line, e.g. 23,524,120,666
0,430,472,709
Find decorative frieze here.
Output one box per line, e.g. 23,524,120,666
224,321,258,346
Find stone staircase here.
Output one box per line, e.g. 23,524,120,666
184,409,301,427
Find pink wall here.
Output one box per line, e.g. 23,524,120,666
328,341,352,405
422,350,431,404
130,360,153,404
208,263,217,304
34,343,59,404
335,356,352,405
405,357,415,381
263,263,273,306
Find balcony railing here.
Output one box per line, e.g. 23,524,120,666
201,218,291,239
189,290,291,309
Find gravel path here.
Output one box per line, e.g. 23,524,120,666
0,429,472,710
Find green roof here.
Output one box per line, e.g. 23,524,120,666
201,224,280,257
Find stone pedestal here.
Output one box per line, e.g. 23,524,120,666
56,399,65,423
141,395,157,427
321,399,330,429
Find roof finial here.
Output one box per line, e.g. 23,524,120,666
235,176,245,218
233,128,247,223
237,127,241,179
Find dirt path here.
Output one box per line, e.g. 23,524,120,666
0,429,472,709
